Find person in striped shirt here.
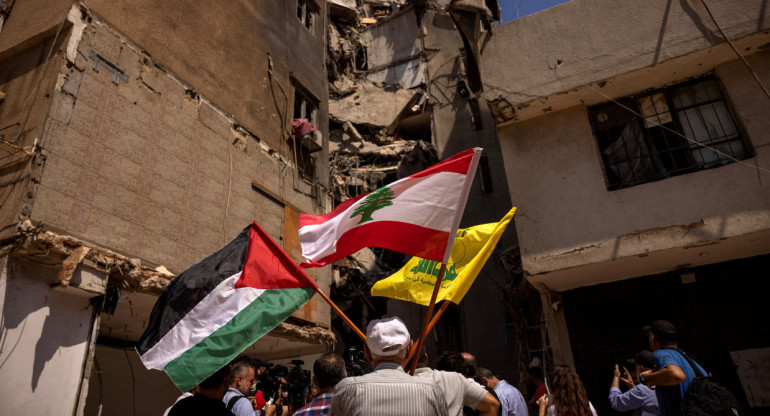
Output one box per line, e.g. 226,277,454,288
329,317,449,416
293,353,347,416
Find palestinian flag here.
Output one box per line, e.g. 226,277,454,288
299,148,482,267
136,222,317,391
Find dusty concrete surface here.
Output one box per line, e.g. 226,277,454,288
0,2,336,414
482,0,770,125
483,0,770,292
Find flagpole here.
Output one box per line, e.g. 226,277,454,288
408,263,446,375
314,287,367,341
405,300,451,363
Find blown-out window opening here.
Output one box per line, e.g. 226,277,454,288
588,75,752,190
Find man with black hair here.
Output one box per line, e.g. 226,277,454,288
639,320,706,416
293,353,347,416
437,351,473,377
224,360,258,416
415,350,500,416
168,364,234,416
477,367,527,416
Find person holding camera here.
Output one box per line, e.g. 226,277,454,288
292,353,346,416
639,320,707,416
329,316,448,416
609,351,659,416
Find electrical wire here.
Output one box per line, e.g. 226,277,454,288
124,349,136,416
588,85,770,175
13,0,77,143
699,0,770,100
540,313,551,395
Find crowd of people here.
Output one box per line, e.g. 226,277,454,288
164,318,716,416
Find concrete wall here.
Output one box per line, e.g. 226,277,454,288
82,345,181,416
0,256,97,415
360,8,422,70
29,12,329,276
496,52,770,290
427,9,521,382
0,31,66,241
82,0,329,161
481,0,770,124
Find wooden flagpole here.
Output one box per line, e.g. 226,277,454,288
408,263,446,375
405,300,451,363
314,288,366,341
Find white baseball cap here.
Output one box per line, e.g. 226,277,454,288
366,317,410,357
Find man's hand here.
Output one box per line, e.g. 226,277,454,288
536,394,550,416
620,367,635,389
611,364,621,389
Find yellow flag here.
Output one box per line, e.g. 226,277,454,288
370,207,516,305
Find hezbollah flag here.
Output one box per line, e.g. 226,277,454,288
371,208,516,305
136,222,317,391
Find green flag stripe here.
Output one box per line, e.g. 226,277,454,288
163,287,315,391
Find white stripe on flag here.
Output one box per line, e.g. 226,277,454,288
139,272,265,370
300,171,466,260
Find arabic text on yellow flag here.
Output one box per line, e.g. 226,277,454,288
370,207,516,305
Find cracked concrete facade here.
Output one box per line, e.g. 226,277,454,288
1,1,333,415
481,0,770,410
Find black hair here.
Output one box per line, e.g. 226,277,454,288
528,366,544,379
313,353,346,389
437,351,473,377
199,364,231,389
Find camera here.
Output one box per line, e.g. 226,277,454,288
255,360,312,412
343,346,372,376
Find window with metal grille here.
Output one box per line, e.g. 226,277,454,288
589,75,753,190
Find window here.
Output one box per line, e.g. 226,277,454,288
294,88,317,126
293,84,320,180
297,0,317,31
589,76,752,190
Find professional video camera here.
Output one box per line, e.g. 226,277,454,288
285,360,312,409
255,360,312,412
343,346,372,376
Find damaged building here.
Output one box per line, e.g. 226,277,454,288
325,0,541,389
0,1,334,414
482,0,770,413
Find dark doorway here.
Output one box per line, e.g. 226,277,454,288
562,254,770,415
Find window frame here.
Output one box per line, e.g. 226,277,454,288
587,74,753,191
296,0,318,33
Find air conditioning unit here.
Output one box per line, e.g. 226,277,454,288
301,129,323,153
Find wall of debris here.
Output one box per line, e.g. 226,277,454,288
325,0,541,387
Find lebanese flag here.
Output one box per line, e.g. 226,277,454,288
299,147,482,267
136,222,317,391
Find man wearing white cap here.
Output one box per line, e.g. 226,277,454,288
329,317,448,416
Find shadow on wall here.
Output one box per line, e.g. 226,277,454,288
0,257,93,394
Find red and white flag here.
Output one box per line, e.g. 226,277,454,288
299,148,482,267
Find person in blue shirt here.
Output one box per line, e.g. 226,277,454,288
638,320,706,416
608,350,659,416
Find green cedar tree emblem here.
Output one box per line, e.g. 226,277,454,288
350,186,394,224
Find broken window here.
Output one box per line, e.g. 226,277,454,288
294,86,317,126
589,75,752,190
297,0,317,32
293,83,320,181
